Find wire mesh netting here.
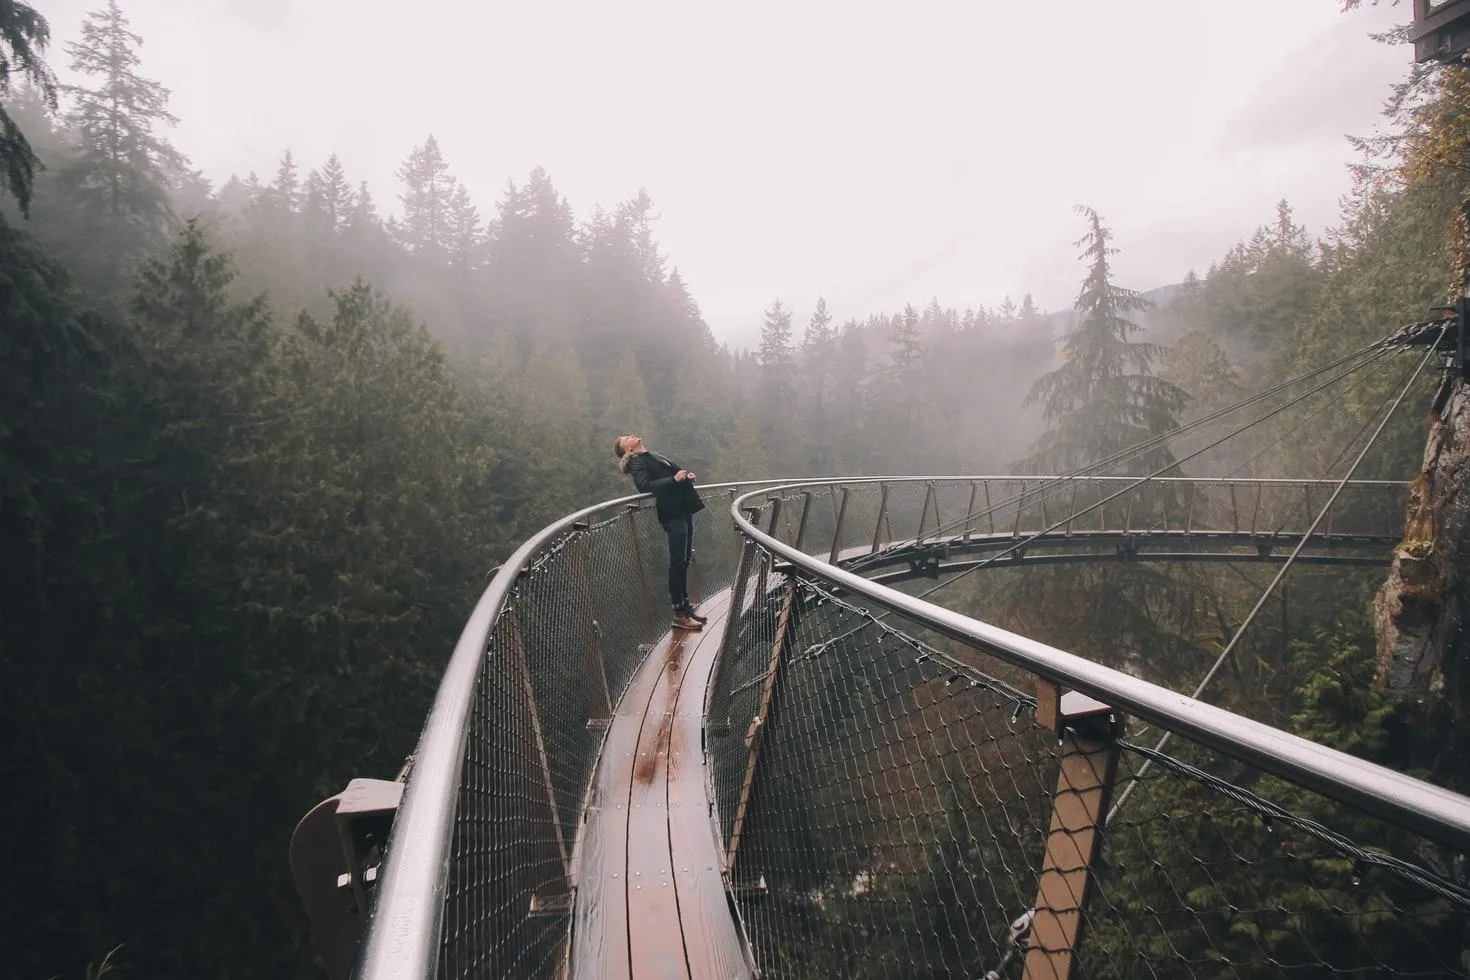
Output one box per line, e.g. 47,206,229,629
709,571,1061,979
1079,739,1470,980
710,539,1470,979
371,470,1456,980
434,487,752,979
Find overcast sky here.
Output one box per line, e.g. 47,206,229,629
38,0,1408,346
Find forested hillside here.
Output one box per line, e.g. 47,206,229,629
2,2,1466,977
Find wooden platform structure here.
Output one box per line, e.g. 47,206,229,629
570,592,753,980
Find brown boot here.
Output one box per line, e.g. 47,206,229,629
677,603,708,624
671,612,703,631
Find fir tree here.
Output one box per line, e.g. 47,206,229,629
0,0,58,216
56,0,185,291
394,134,455,256
1020,206,1186,474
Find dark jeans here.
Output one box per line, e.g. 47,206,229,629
662,515,694,608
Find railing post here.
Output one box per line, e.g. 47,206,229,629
569,527,612,727
829,487,850,564
718,507,764,672
917,481,937,544
964,481,979,543
793,490,813,552
503,608,573,901
755,498,782,611
622,503,655,634
1025,685,1124,980
726,577,801,875
871,482,890,555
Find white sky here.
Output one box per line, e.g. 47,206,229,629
37,0,1408,346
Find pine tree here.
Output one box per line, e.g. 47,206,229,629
758,298,795,408
56,1,185,292
1020,206,1186,474
445,180,481,274
0,0,59,216
394,134,455,256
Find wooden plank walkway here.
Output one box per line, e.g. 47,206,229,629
570,591,752,980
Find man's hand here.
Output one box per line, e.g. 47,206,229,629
675,470,696,482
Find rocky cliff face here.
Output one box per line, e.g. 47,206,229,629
1375,377,1470,790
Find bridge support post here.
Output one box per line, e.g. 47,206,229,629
504,609,574,906
714,508,765,707
829,488,850,564
917,481,938,543
726,577,800,876
1025,684,1124,980
569,528,612,727
871,482,891,555
754,498,782,610
622,504,655,634
793,490,813,552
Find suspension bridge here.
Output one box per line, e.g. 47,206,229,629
292,324,1470,978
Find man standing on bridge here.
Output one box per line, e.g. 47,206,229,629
614,434,708,632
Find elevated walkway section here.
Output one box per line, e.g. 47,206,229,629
572,592,751,980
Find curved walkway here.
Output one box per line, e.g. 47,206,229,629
570,591,752,980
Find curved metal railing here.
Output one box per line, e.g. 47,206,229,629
354,474,1470,980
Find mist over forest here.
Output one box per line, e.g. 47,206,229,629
3,1,1466,978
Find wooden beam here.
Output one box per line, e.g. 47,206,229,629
1023,695,1122,980
725,580,799,873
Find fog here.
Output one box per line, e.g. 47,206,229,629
33,0,1406,345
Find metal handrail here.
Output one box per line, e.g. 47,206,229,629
731,483,1470,853
354,479,800,980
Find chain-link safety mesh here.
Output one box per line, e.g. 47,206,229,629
434,487,752,979
371,475,1460,980
709,516,1470,979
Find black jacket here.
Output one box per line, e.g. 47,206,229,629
626,450,706,525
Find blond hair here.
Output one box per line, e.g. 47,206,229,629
614,436,634,473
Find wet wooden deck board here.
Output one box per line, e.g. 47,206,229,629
571,592,751,980
667,598,750,980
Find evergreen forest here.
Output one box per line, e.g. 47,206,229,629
2,2,1468,977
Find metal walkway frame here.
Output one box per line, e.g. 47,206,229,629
351,475,1470,980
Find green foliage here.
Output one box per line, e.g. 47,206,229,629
1085,635,1460,979
1020,207,1187,475
0,0,57,215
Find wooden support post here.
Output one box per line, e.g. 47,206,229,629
1013,482,1026,538
623,504,655,635
793,490,813,552
829,487,850,565
504,609,573,896
985,480,996,534
1024,686,1123,980
917,482,937,544
726,579,800,873
717,509,764,671
755,499,782,613
569,531,612,726
963,481,979,543
1230,482,1240,534
871,483,890,555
